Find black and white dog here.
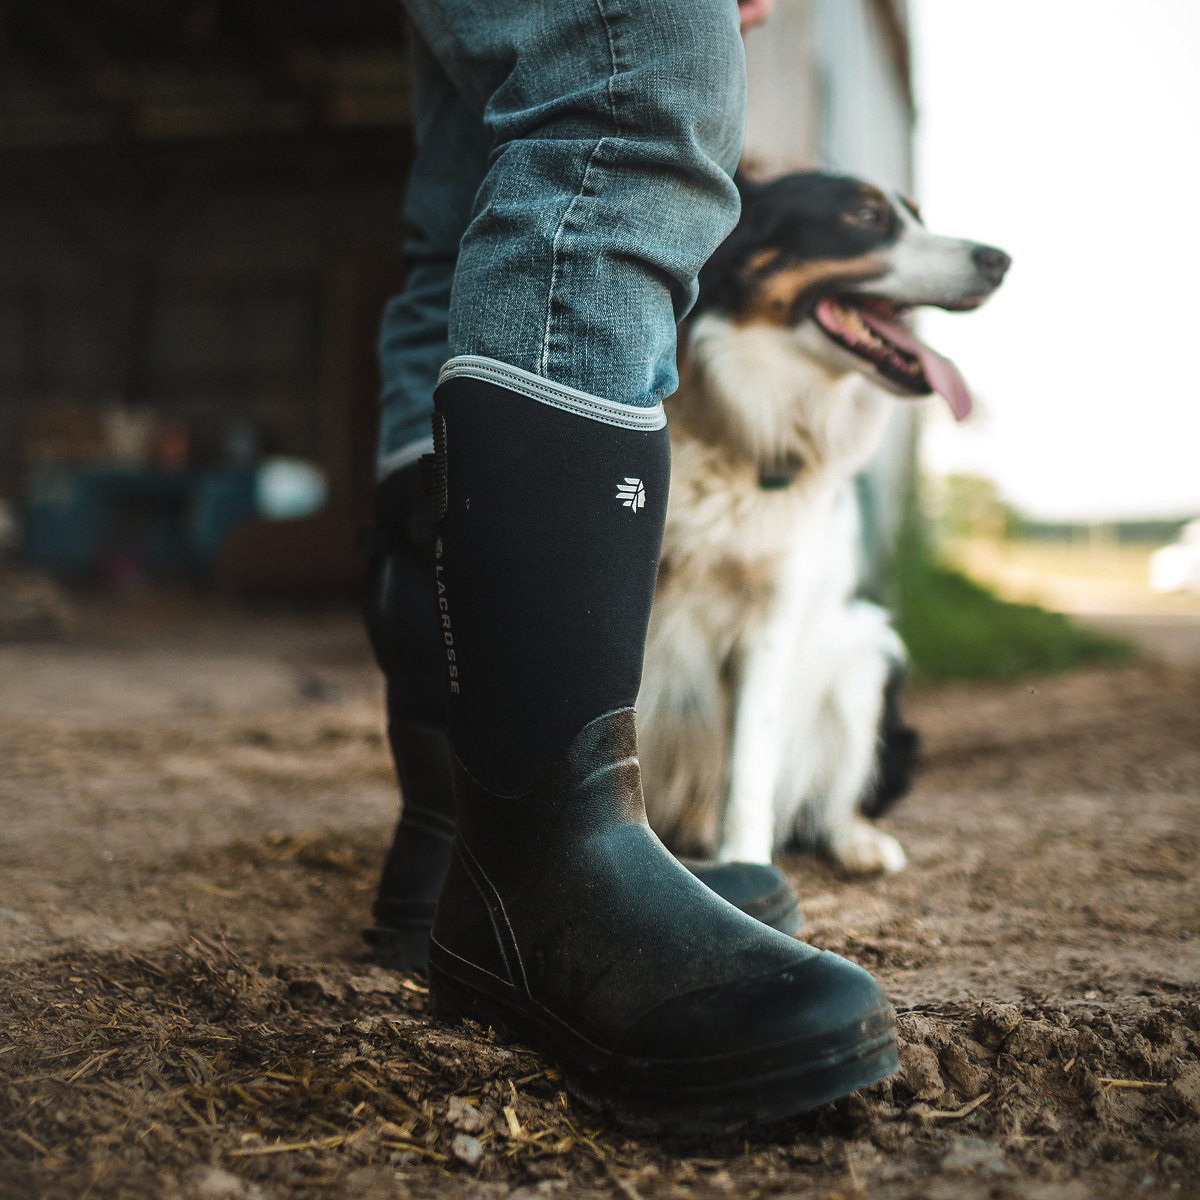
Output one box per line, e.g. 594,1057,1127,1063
637,171,1009,874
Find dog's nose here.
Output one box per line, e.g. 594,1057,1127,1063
973,245,1011,284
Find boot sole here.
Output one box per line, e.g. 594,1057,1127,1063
428,962,898,1134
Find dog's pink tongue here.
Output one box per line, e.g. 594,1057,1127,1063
858,309,974,421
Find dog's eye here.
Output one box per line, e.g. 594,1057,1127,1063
843,203,886,228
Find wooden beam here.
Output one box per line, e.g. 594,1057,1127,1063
0,124,414,183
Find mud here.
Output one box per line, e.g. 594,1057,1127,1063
2,594,1198,1199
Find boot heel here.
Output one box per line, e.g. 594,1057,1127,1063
428,964,522,1044
362,924,432,973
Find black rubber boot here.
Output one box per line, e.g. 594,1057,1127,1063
361,722,455,970
357,460,456,974
362,732,801,969
678,858,803,935
359,462,446,731
436,710,894,1130
360,460,802,970
363,737,801,968
425,359,898,1131
359,461,458,970
364,724,800,968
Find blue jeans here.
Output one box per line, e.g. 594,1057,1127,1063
376,0,747,477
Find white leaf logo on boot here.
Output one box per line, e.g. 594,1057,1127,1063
616,478,646,512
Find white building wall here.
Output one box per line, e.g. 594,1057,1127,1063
742,2,821,173
814,0,913,191
744,0,914,198
742,0,918,597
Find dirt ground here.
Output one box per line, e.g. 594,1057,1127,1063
2,589,1199,1200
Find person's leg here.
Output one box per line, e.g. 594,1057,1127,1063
407,0,748,775
398,0,898,1128
361,25,490,966
365,11,802,969
413,1,742,405
375,25,494,481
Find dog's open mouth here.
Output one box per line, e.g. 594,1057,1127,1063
812,297,973,420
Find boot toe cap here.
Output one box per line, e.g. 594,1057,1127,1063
610,949,895,1084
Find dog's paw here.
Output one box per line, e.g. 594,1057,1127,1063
826,817,907,876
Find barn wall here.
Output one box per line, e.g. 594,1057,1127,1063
0,156,410,508
1,2,916,587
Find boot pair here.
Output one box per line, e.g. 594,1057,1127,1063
364,741,802,969
361,465,801,970
363,360,897,1131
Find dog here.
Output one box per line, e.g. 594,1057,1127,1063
637,170,1010,874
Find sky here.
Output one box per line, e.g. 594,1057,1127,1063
909,0,1200,522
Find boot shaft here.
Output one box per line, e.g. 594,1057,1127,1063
432,357,671,794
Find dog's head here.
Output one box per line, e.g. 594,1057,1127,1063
696,171,1011,420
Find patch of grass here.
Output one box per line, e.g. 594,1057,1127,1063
893,532,1136,682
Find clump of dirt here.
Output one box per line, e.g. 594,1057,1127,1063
890,1003,1200,1168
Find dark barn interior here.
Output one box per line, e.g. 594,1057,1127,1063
0,0,416,592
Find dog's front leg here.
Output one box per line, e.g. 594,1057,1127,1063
717,625,796,865
814,603,909,875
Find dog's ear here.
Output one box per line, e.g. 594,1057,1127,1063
897,193,924,224
733,167,769,212
698,219,753,316
697,172,775,316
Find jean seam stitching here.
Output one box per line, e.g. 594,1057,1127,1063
593,0,623,133
541,139,607,381
540,0,623,382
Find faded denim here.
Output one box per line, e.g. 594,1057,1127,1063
376,0,747,476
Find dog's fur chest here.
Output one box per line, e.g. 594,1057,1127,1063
636,320,901,862
659,441,858,638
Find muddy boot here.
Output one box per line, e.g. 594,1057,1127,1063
425,359,897,1131
360,460,803,971
678,858,803,936
361,722,455,970
359,462,454,970
365,727,801,969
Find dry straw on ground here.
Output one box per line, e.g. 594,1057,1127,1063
3,603,1199,1200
